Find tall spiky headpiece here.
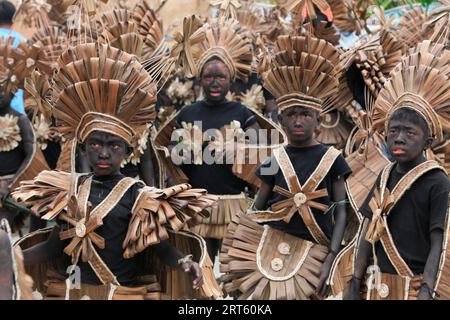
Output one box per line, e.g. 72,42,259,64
372,41,450,142
263,35,339,113
51,43,157,145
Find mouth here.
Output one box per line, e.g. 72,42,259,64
96,162,111,168
209,90,222,97
292,129,305,136
391,147,406,155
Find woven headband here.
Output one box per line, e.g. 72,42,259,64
197,47,236,80
277,92,323,114
76,112,136,145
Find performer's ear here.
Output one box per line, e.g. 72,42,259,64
277,113,283,125
424,136,434,151
125,145,133,157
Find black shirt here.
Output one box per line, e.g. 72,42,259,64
0,111,28,176
361,164,450,275
255,144,352,243
59,174,144,286
176,100,257,194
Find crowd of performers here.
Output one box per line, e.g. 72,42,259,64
0,0,449,300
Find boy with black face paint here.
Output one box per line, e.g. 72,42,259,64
344,42,450,300
170,18,261,264
219,35,352,300
11,43,222,300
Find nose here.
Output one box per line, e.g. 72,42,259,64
294,115,303,126
98,146,110,159
395,130,406,144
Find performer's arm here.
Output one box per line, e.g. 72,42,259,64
137,139,156,186
343,218,372,300
22,225,65,266
418,229,444,300
253,180,273,210
153,240,184,267
11,116,35,182
316,176,348,296
153,240,203,289
0,231,13,299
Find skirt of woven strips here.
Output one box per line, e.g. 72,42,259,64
190,193,249,240
361,273,422,300
219,213,329,300
14,227,222,300
45,278,162,300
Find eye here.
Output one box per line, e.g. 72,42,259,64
90,142,100,148
407,131,415,136
111,144,121,150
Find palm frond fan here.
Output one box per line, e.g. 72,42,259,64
394,6,428,50
423,0,450,47
97,9,144,58
133,4,175,89
329,0,369,36
343,30,404,106
210,0,242,20
30,26,68,72
12,0,53,30
235,7,270,44
279,0,333,24
170,15,205,78
299,20,340,45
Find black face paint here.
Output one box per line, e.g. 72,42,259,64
83,131,129,176
280,106,319,146
386,119,428,165
200,60,231,103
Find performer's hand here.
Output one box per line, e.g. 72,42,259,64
316,252,335,297
343,277,362,300
182,260,203,290
417,283,433,300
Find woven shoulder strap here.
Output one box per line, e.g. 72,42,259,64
378,161,445,277
273,146,340,245
74,177,142,285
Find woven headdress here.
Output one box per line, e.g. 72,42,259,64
263,35,339,113
172,16,253,82
51,43,157,146
372,40,450,142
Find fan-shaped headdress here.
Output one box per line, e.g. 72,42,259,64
263,35,340,113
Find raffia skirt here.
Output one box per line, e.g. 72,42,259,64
219,213,329,300
44,277,162,300
362,273,423,300
190,193,249,239
14,227,223,300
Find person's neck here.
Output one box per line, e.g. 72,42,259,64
0,106,13,116
93,170,122,179
288,138,319,148
204,98,227,106
0,24,11,30
395,155,427,174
